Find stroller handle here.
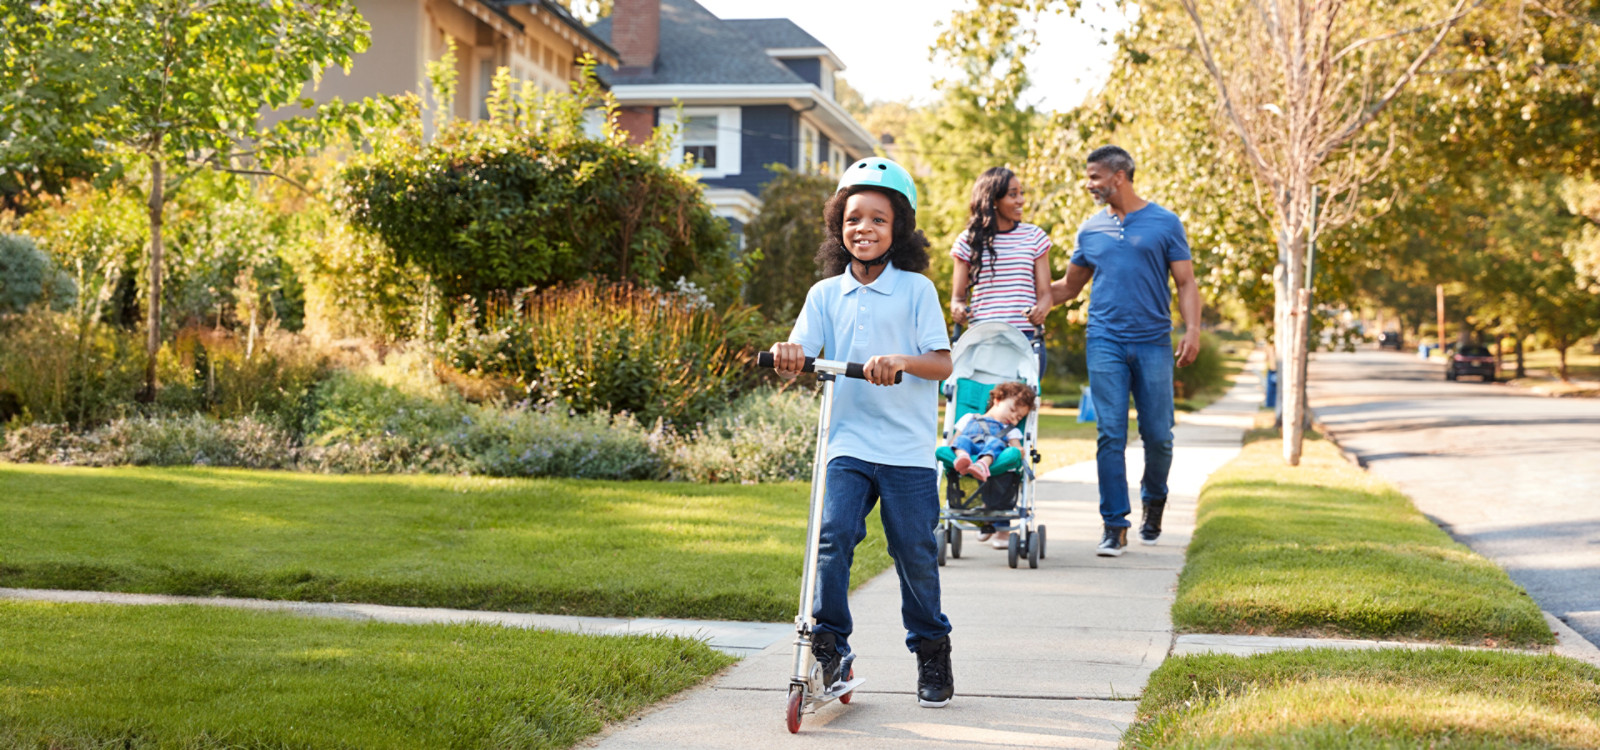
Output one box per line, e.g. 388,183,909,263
756,352,903,384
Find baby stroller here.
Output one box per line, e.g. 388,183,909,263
935,321,1046,569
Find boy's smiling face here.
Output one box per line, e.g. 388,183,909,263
842,190,894,265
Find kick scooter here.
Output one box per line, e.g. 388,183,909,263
756,352,898,734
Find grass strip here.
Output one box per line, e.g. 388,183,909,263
0,599,734,750
1127,648,1600,749
0,464,892,621
1174,434,1552,646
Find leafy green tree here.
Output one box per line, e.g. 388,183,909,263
0,0,383,399
742,167,835,323
340,63,737,307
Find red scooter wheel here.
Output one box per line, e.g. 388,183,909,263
786,685,804,733
839,668,855,704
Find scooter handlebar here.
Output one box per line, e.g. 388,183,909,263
756,352,903,384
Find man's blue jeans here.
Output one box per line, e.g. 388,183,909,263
1086,337,1175,529
814,456,952,655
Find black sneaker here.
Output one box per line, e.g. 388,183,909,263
1096,525,1128,557
812,631,846,690
915,635,954,708
1140,500,1166,545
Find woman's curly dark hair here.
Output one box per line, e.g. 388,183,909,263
814,185,931,278
962,167,1016,300
987,381,1035,412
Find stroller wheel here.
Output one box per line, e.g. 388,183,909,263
950,527,963,559
1028,529,1040,568
936,528,947,567
1037,525,1047,559
1007,532,1020,569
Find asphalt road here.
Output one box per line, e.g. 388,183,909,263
1306,349,1600,648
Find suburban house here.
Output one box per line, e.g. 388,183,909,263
591,0,879,231
305,0,618,121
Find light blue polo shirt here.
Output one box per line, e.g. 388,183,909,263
1071,202,1192,343
789,262,951,470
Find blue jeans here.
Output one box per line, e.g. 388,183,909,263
953,434,1006,461
1086,337,1175,529
814,456,951,655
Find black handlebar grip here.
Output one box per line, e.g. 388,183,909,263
756,352,902,384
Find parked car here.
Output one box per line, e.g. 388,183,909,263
1447,344,1497,382
1378,331,1404,351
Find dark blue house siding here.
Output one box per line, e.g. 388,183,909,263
700,104,796,197
778,58,823,88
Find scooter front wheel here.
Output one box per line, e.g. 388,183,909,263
839,668,856,704
786,684,805,733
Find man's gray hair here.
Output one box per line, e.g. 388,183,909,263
1087,145,1135,182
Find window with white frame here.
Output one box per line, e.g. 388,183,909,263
799,121,819,174
660,108,742,178
682,115,719,169
828,142,848,174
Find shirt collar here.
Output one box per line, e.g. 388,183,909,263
840,260,901,296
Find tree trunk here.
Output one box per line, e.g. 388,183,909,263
1284,288,1310,466
1558,339,1570,382
143,152,165,401
1515,333,1526,379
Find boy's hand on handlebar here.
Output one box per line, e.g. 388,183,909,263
862,355,906,386
769,342,805,379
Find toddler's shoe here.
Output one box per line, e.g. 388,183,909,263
969,461,990,482
953,454,973,476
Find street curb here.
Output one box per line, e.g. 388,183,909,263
1307,406,1366,468
1545,611,1600,668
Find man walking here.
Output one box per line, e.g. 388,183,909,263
1049,146,1202,557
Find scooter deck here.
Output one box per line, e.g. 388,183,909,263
805,676,865,710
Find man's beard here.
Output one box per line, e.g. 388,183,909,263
1088,187,1111,205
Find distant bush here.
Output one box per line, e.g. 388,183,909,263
0,309,145,426
1173,330,1227,402
0,234,76,315
443,281,756,427
663,386,818,483
2,414,295,468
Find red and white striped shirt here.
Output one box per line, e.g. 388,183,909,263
951,223,1051,335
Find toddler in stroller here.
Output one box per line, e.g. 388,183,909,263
935,322,1047,568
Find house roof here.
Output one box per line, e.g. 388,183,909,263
494,0,620,62
721,18,824,52
590,0,804,86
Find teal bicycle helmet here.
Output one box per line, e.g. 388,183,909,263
837,157,919,213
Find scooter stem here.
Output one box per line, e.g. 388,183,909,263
792,372,836,680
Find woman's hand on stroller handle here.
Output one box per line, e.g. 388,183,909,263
757,349,904,384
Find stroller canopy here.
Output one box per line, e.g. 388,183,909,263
949,322,1038,386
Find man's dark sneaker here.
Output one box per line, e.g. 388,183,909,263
1140,500,1166,545
812,631,846,690
915,635,954,708
1096,525,1128,557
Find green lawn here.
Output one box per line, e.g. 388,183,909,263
0,600,733,750
0,463,892,621
1173,434,1553,646
1127,648,1600,748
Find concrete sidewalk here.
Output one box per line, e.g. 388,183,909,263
582,370,1263,748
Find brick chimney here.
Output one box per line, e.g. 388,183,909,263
612,0,659,75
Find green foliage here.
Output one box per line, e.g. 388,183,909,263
13,182,146,328
341,61,737,304
742,166,834,322
443,281,752,427
1171,330,1226,403
0,233,75,314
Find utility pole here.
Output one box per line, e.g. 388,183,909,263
1435,284,1446,356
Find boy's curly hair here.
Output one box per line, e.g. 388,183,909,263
814,186,932,277
988,381,1034,411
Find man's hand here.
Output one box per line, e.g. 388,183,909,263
862,354,907,386
1175,330,1201,368
1025,304,1048,327
770,342,806,379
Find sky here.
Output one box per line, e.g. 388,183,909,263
694,0,1132,112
